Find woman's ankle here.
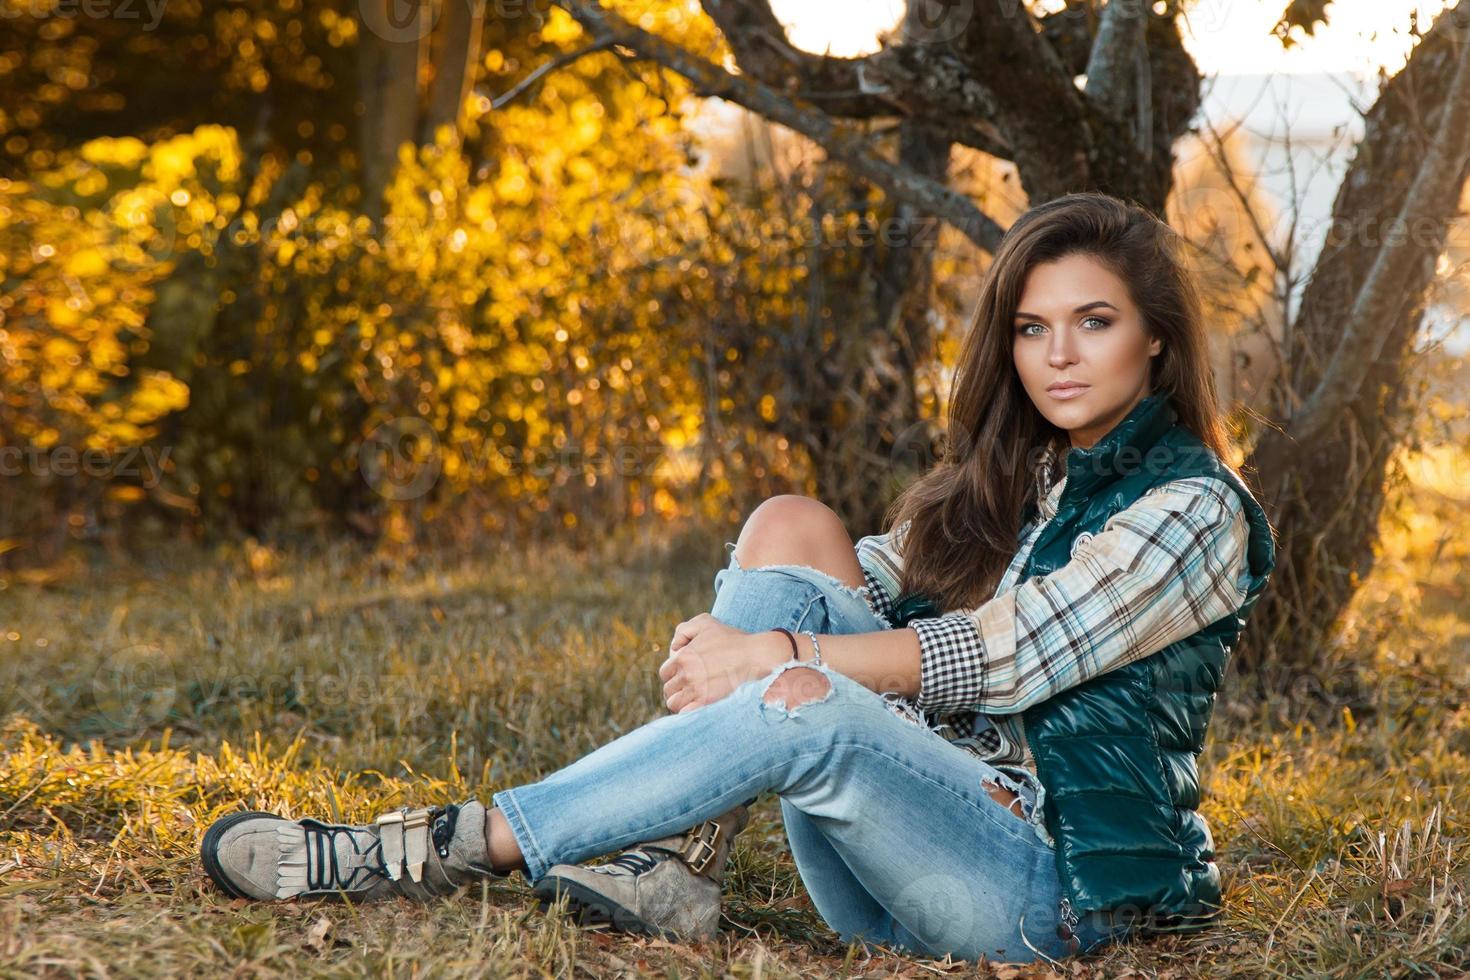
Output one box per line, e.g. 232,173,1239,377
486,805,528,873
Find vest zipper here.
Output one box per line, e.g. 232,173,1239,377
1058,896,1081,952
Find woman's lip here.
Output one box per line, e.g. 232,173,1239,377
1047,384,1090,400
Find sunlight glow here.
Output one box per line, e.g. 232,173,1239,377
770,0,1455,77
766,0,903,57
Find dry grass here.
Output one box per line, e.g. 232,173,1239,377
1,485,1467,977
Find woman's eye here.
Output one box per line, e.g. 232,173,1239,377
1018,322,1044,336
1083,316,1112,329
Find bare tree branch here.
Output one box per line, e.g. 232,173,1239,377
1132,36,1153,162
556,0,1007,251
488,38,617,110
871,41,1007,137
698,0,895,117
697,0,1015,159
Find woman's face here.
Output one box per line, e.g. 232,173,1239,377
1011,252,1162,450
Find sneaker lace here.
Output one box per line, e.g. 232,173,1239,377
300,818,389,892
604,848,664,876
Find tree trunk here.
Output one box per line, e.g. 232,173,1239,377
357,0,429,219
423,0,484,147
1238,14,1470,680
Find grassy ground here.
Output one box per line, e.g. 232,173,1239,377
1,483,1467,977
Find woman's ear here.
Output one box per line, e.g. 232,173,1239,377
1148,336,1164,357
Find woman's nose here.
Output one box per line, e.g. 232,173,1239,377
1047,334,1077,365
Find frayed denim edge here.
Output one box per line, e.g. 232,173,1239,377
723,540,893,629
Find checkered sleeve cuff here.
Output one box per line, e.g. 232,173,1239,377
908,614,986,713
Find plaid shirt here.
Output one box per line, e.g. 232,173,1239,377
855,445,1251,768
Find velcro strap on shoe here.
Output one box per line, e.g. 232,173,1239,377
377,810,407,881
376,807,436,883
402,808,431,883
679,819,722,876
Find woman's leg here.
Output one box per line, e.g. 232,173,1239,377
526,492,886,880
491,494,1095,961
777,798,933,952
491,494,882,879
727,494,872,593
516,495,891,936
491,655,1080,962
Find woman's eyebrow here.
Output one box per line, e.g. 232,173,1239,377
1013,300,1120,320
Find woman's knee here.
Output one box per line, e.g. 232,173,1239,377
742,495,839,543
755,665,880,746
760,666,833,716
735,495,862,585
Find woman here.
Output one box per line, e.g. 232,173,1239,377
200,192,1276,964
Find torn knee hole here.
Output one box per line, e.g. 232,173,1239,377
761,666,832,711
982,778,1026,820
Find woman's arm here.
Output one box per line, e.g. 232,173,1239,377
659,613,924,712
789,627,923,698
893,475,1250,715
666,478,1247,713
798,477,1251,716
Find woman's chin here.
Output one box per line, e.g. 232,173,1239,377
1039,402,1100,430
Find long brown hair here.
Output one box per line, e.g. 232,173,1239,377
888,191,1231,612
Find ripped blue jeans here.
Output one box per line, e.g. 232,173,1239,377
491,544,1127,963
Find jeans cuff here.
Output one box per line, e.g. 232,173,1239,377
490,788,550,883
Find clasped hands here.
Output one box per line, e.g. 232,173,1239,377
658,613,795,714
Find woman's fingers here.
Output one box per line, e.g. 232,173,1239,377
670,613,716,653
666,685,696,714
662,656,689,711
661,615,724,711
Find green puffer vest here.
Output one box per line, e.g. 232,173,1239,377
1016,392,1277,931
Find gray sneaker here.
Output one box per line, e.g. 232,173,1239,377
532,803,751,941
200,800,507,901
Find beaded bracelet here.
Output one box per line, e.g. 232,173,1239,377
801,629,824,667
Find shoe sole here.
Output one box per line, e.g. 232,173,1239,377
531,875,710,943
200,810,281,899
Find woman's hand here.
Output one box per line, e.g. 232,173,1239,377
659,613,789,714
